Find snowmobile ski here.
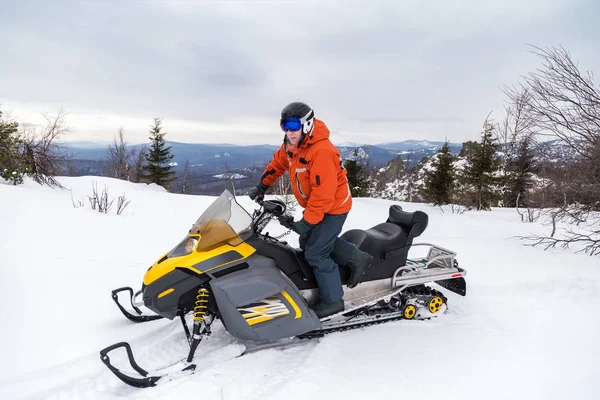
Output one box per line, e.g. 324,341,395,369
101,311,222,388
100,340,247,388
100,341,182,388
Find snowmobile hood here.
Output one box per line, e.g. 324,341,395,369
143,240,256,286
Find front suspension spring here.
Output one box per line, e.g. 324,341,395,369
187,287,210,363
193,288,210,322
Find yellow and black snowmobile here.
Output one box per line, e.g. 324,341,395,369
100,190,467,388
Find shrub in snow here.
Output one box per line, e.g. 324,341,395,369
82,182,131,215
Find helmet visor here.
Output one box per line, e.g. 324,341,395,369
280,118,302,132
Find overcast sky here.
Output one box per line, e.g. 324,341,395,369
1,0,599,145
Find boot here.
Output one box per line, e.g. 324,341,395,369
346,248,373,288
312,299,345,319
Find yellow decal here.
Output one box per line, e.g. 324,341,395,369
246,315,274,326
281,290,302,319
158,288,174,298
239,296,290,326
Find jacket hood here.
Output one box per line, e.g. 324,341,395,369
304,118,330,145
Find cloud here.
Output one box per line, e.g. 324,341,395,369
1,0,598,145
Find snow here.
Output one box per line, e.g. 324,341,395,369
213,173,247,180
1,176,599,400
344,147,369,161
377,155,469,201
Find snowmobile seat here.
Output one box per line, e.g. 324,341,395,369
341,222,403,258
340,205,429,280
343,206,428,253
386,205,428,243
382,205,428,262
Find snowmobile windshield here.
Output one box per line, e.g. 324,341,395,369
168,190,253,256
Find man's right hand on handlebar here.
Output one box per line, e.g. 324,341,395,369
248,183,269,201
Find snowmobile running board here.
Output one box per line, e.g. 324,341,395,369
110,287,163,323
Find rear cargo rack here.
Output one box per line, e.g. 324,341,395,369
392,243,466,296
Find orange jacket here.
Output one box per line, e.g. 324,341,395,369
260,118,352,225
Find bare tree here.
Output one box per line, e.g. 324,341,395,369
498,87,538,159
520,207,600,256
496,93,539,209
512,45,599,162
106,128,131,181
21,109,71,187
181,160,190,194
507,45,600,256
507,46,599,210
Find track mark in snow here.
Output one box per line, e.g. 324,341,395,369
209,339,319,400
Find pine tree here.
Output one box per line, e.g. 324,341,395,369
461,120,502,210
0,110,25,185
139,118,176,190
343,148,370,197
506,136,535,208
421,142,456,205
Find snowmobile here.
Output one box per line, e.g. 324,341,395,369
100,190,467,388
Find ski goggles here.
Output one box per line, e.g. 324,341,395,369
280,118,302,132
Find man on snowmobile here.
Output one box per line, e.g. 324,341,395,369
248,101,373,318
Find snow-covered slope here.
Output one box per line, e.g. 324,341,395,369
1,176,598,400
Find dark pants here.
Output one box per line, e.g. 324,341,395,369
299,213,357,303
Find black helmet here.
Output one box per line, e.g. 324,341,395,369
280,102,315,135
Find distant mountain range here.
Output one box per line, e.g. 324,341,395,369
59,138,579,196
62,140,464,172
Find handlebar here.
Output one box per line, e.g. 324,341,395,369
254,198,286,217
251,198,289,233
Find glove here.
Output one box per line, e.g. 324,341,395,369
277,214,294,230
248,183,269,201
292,218,314,235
